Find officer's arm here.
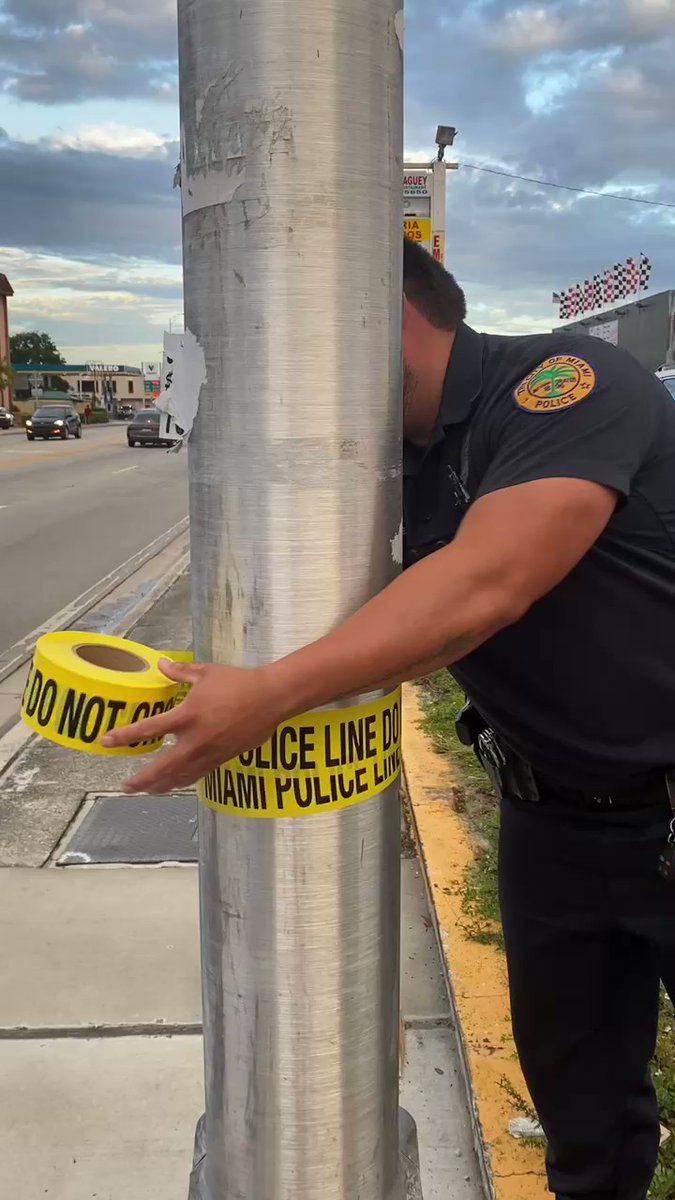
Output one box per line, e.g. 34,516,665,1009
271,475,617,710
103,475,615,793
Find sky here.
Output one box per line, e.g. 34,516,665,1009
0,0,674,366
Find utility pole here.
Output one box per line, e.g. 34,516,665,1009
29,372,43,408
179,2,405,1199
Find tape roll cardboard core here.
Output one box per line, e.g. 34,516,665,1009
74,644,149,674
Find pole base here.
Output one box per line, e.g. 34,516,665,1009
188,1109,423,1200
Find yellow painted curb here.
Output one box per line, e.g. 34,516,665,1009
402,684,549,1200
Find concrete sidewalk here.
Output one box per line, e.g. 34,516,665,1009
0,573,484,1200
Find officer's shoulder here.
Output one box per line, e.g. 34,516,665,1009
487,330,633,375
481,331,659,405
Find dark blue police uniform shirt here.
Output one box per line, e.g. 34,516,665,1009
403,322,675,790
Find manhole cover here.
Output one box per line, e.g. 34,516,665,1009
57,793,198,865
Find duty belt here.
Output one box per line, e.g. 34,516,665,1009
455,701,671,812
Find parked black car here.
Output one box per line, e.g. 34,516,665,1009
26,405,82,441
127,408,174,447
0,407,13,430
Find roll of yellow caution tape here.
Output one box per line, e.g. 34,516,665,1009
164,650,194,704
199,690,402,819
21,632,183,756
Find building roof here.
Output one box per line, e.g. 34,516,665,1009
559,288,673,331
0,274,14,298
13,362,142,376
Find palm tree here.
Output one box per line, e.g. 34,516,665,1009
531,363,578,398
0,358,11,393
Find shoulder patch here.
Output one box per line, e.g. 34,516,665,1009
514,355,596,414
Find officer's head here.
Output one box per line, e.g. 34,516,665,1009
402,239,466,443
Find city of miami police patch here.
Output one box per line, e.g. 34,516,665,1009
514,355,597,414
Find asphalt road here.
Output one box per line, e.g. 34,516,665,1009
0,423,188,653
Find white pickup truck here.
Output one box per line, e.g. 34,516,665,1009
656,365,675,400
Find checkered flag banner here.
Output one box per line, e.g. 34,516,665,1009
556,254,654,318
603,267,615,305
625,258,639,295
613,262,626,300
554,289,572,319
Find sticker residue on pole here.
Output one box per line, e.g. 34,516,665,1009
179,71,247,218
390,520,403,565
155,328,207,448
199,691,402,818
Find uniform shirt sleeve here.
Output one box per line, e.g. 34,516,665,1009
476,350,658,501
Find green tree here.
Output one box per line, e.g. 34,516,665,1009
46,374,71,394
9,331,65,366
0,358,11,391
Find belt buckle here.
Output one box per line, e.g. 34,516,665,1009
666,770,675,814
593,794,613,807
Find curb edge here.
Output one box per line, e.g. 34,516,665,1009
402,683,548,1200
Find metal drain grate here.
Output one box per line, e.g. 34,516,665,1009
57,793,198,865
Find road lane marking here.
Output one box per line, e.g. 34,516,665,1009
112,465,140,475
0,443,134,470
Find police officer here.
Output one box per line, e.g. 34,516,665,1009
105,239,675,1200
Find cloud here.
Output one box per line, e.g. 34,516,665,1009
407,0,675,189
485,0,675,56
0,132,181,259
51,123,173,158
1,246,182,363
401,0,675,331
1,0,675,356
0,0,176,103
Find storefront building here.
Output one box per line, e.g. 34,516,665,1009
12,363,148,415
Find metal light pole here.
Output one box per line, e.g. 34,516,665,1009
432,126,457,264
179,1,404,1199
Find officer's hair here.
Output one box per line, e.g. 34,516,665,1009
403,238,467,331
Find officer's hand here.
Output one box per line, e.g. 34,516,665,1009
101,658,280,794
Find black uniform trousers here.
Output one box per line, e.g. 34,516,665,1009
499,790,675,1200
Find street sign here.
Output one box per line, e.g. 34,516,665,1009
29,372,43,401
403,171,431,199
403,217,432,252
404,162,448,266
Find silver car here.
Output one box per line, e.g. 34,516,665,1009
657,369,675,400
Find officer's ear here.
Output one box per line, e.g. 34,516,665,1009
402,295,414,362
402,294,427,362
402,294,418,341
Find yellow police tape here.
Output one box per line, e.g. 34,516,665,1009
20,632,190,756
20,633,402,816
198,690,402,819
